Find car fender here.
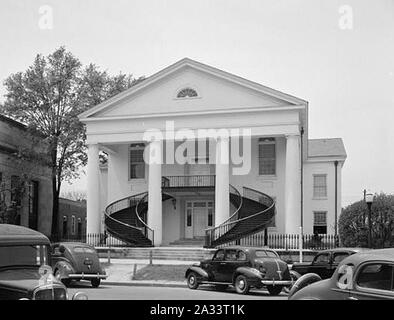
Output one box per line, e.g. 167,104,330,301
54,261,75,279
290,270,302,281
233,267,263,284
288,273,322,299
185,266,209,281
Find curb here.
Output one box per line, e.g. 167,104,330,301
102,281,187,288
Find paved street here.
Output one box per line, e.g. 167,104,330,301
67,282,287,300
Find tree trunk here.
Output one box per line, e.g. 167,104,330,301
50,138,59,241
51,173,59,241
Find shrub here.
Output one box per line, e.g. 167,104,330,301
339,193,394,248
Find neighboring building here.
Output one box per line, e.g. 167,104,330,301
0,114,52,236
58,198,87,240
79,58,347,246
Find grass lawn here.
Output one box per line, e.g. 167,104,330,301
132,264,189,282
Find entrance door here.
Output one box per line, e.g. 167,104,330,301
193,207,207,237
185,201,214,238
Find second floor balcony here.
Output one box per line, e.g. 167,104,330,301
161,175,215,189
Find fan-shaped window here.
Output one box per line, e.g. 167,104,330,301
177,87,198,98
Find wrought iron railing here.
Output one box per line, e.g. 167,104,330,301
204,185,243,247
104,191,154,245
161,175,215,188
134,192,154,245
205,186,275,247
220,233,340,250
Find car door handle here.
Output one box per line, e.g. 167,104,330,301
220,262,226,265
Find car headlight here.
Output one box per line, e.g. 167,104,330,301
72,292,88,300
63,264,73,271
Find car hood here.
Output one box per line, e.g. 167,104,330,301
290,278,333,300
0,268,62,292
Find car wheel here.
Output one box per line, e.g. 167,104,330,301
234,275,250,295
283,270,302,294
267,285,283,296
91,279,101,288
187,272,199,290
288,273,322,299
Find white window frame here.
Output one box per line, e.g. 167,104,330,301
313,174,328,199
129,143,146,180
258,138,276,176
313,211,327,234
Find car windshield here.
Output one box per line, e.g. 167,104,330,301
73,246,95,254
0,245,49,268
255,250,278,258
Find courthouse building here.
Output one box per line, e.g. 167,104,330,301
79,58,347,246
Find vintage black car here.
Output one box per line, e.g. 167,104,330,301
290,248,368,280
51,242,107,287
0,224,87,300
289,248,394,300
185,246,292,295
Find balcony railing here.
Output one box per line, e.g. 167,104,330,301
162,175,215,188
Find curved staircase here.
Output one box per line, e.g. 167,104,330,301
204,186,276,248
104,182,275,248
105,192,174,247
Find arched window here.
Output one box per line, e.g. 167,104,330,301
176,87,198,98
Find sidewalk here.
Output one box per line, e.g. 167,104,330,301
100,258,195,288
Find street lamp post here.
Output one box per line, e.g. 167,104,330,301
365,191,374,248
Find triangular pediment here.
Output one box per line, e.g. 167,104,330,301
79,58,306,120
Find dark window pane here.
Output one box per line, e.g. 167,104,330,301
313,225,327,234
259,140,276,175
313,175,327,197
186,209,192,227
225,249,237,261
357,264,393,291
208,208,213,227
130,146,145,179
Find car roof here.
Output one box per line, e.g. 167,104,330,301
318,247,370,254
0,224,50,246
217,246,274,252
341,248,394,266
53,242,93,249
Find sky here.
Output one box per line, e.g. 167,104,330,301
0,0,393,206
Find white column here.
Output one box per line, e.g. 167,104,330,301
147,140,163,246
285,135,301,234
215,137,230,226
87,144,101,237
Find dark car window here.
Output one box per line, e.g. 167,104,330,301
313,253,330,265
255,250,278,258
0,245,49,267
224,250,237,261
52,246,61,255
73,247,96,254
333,252,350,264
213,249,225,261
237,251,247,261
356,263,394,291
